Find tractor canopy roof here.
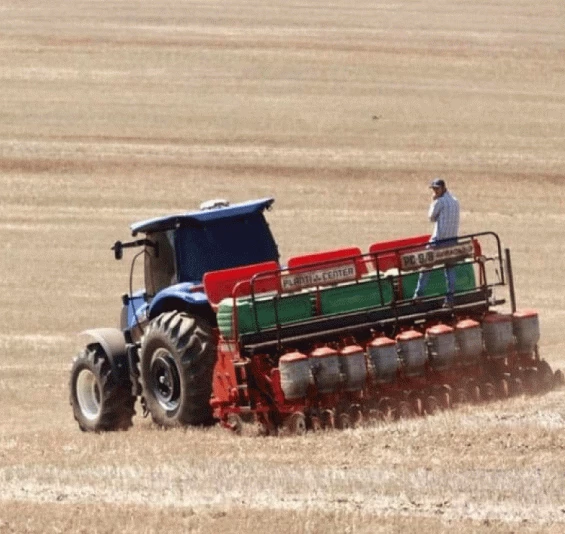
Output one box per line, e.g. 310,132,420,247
130,197,275,236
132,197,279,286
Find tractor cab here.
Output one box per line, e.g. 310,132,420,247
113,198,280,331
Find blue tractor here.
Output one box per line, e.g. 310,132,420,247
69,198,279,431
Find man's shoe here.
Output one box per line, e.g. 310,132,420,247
442,300,454,309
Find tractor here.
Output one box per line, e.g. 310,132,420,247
69,197,562,434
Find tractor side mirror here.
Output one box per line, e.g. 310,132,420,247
112,241,123,260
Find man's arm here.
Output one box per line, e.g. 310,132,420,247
428,198,441,222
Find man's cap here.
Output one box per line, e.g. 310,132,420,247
430,178,446,189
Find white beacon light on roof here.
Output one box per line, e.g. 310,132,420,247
199,199,230,210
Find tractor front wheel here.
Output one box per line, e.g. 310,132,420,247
139,311,216,428
69,345,135,432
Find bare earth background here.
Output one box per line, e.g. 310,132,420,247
1,1,565,532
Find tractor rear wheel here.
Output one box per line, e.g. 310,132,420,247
139,311,216,428
69,345,135,432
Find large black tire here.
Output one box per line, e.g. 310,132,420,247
69,345,135,432
139,311,216,427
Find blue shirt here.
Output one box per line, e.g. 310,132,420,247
428,190,460,241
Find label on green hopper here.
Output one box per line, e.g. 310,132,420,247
281,262,356,292
400,241,474,271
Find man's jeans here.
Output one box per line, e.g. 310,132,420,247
413,239,457,304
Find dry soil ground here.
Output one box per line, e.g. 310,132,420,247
1,1,565,533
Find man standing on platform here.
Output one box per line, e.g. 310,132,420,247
413,178,460,307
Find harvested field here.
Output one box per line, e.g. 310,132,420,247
0,0,564,532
